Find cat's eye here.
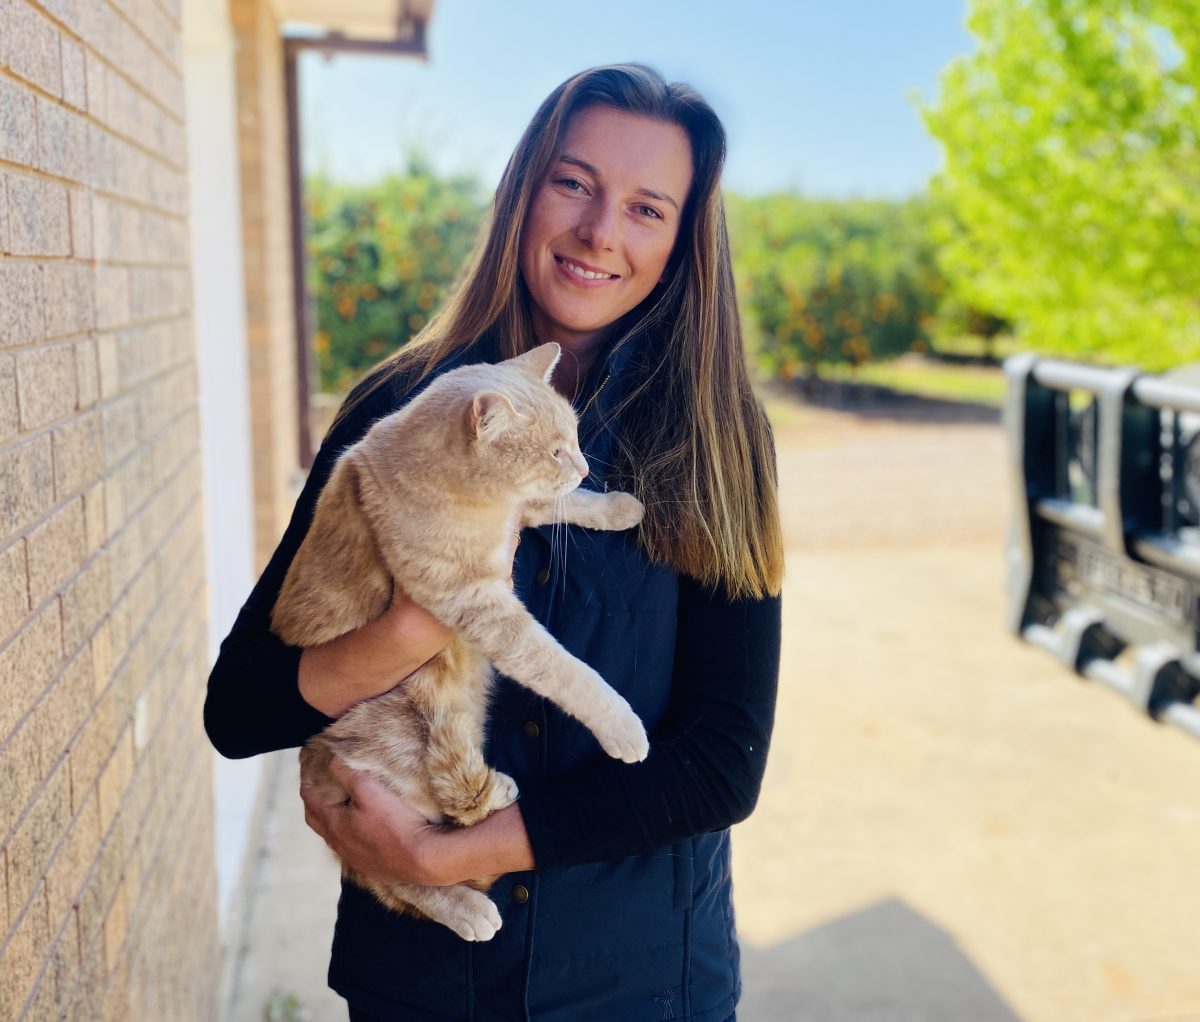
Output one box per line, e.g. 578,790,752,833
552,446,562,459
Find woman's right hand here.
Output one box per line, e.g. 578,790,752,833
298,591,452,717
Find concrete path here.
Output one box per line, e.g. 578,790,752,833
228,393,1200,1022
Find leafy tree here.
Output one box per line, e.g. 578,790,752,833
305,157,487,394
924,0,1200,370
728,194,945,379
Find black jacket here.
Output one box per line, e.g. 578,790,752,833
204,330,781,1021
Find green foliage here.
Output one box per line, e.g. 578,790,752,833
728,195,945,379
305,157,488,393
924,0,1200,370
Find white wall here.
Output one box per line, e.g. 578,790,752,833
182,0,267,938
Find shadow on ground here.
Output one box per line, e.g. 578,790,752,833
739,898,1023,1022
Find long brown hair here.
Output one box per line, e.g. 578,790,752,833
331,64,783,598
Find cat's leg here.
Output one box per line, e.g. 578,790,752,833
419,582,649,763
522,489,643,532
424,703,519,826
356,872,503,942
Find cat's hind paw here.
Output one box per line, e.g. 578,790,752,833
437,886,503,942
484,769,519,813
604,491,644,531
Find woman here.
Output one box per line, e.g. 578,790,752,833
205,63,783,1022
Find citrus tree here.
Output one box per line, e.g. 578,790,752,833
924,0,1200,370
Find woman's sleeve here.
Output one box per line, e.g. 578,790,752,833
516,575,782,870
202,379,400,759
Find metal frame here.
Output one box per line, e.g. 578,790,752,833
283,25,429,467
1006,355,1200,740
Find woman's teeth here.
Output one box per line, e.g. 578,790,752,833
561,258,614,280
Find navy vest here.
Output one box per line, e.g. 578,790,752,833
327,334,741,1022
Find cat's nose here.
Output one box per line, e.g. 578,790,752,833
578,457,589,479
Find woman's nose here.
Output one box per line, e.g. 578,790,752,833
577,199,618,251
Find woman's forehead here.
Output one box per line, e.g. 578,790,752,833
557,106,693,203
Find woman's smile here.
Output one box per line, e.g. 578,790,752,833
554,254,620,284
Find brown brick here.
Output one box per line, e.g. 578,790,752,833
96,332,119,399
16,343,77,431
81,481,106,556
0,596,62,739
0,885,49,1020
60,37,87,112
0,434,54,545
36,98,89,183
0,259,46,348
0,74,36,166
90,619,113,697
101,392,139,465
38,647,94,785
6,766,69,922
0,712,42,840
0,0,63,98
67,688,115,815
68,187,92,260
45,794,98,927
0,538,28,643
5,175,71,257
52,409,104,500
60,551,108,654
93,265,130,330
24,914,79,1021
42,262,94,339
74,338,99,409
26,498,85,606
0,353,15,442
0,173,7,253
102,876,129,971
96,727,133,835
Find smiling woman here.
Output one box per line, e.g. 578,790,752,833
205,63,782,1022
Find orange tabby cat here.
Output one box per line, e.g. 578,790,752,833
270,343,648,941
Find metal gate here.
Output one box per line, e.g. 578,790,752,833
1005,353,1200,740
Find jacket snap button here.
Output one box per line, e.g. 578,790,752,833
512,884,530,904
536,567,550,584
523,720,540,739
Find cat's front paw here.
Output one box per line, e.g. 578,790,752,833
591,695,650,764
438,886,503,942
604,491,644,531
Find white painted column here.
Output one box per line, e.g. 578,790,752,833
182,0,267,940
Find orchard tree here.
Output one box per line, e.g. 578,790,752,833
924,0,1200,370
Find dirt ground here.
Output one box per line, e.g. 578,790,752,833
229,391,1200,1022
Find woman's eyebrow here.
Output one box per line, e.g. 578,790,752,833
558,154,680,212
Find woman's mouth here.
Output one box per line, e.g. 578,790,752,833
555,255,618,282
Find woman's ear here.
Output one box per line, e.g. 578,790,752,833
271,451,392,647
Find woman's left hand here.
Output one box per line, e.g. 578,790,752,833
302,756,537,886
301,756,452,886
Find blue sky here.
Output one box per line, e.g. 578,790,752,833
298,1,976,198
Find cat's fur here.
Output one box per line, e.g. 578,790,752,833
270,343,649,941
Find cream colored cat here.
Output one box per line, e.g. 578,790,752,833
270,343,648,941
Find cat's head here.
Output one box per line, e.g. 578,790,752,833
464,343,589,500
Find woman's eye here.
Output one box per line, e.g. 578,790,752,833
557,177,585,192
635,204,663,220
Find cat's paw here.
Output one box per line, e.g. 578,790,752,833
591,695,650,764
437,886,503,942
483,770,519,813
604,491,644,531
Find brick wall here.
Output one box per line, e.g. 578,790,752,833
230,0,300,573
0,1,220,1019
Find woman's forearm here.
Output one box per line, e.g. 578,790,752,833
432,803,536,884
298,593,452,717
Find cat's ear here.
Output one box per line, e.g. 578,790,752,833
509,342,561,383
470,391,519,440
271,451,392,647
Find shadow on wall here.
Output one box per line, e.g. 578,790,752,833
739,897,1023,1022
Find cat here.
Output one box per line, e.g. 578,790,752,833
269,342,649,941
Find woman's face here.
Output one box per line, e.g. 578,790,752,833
519,105,694,353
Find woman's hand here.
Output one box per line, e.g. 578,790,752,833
302,758,536,887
